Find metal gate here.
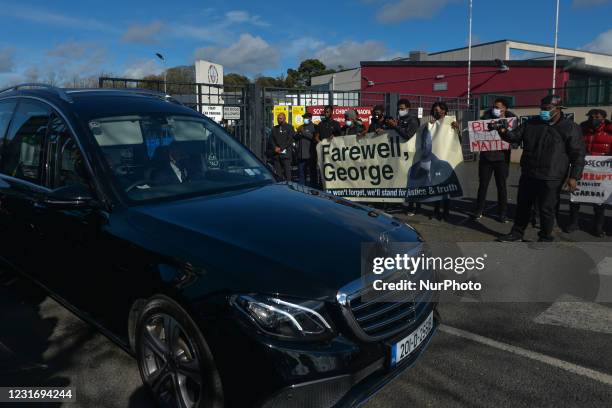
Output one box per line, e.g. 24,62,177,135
98,77,258,156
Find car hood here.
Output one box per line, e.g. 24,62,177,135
126,183,421,300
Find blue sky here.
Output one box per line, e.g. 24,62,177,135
1,0,611,86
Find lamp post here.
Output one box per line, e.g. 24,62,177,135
552,0,560,92
467,0,473,107
155,52,167,94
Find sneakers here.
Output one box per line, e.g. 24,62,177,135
497,231,523,242
471,212,483,220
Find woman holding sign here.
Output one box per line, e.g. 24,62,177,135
472,98,517,223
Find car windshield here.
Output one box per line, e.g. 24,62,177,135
88,114,274,202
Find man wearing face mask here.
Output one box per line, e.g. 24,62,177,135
386,99,421,141
565,109,612,237
473,98,517,223
341,109,365,136
316,105,341,141
369,105,390,135
496,95,586,242
294,112,318,186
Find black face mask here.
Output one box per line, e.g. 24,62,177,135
433,112,443,120
374,114,383,121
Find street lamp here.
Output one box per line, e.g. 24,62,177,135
552,0,560,92
155,52,167,94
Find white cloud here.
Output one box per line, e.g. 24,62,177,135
0,48,15,73
584,29,612,54
225,10,269,27
122,21,166,44
376,0,458,23
0,3,116,32
194,34,279,75
572,0,611,7
314,40,399,69
122,59,163,78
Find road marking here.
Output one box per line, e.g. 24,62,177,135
534,295,612,335
440,324,612,386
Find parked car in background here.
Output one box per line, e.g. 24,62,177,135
0,84,438,408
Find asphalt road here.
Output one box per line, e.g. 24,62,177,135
1,162,611,407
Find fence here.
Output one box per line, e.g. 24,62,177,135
99,77,483,161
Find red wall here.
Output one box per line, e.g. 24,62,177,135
361,65,569,106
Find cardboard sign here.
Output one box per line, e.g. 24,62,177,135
468,118,517,152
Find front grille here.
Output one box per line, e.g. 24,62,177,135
341,272,433,341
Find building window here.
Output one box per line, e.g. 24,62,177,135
433,82,448,91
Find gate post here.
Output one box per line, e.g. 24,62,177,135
249,83,264,158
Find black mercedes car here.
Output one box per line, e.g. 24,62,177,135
0,84,438,408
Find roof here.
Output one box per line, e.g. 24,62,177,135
0,86,199,121
426,39,612,58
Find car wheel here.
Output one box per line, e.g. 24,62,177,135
135,296,223,408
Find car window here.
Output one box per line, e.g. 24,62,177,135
0,100,17,168
47,114,89,189
88,114,274,202
1,100,51,184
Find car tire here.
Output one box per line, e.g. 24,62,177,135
135,296,224,408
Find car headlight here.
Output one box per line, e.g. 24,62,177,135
231,295,333,340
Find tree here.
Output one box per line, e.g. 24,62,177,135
224,73,250,86
286,59,335,87
255,75,287,88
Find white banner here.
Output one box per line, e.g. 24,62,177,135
317,116,466,203
468,118,516,152
570,156,612,205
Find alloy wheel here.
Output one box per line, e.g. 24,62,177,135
140,313,204,408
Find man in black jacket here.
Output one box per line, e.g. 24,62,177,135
369,105,389,134
294,112,318,186
473,98,516,223
496,95,586,242
387,99,420,141
317,105,341,141
271,112,294,181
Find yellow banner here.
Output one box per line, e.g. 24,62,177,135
291,106,306,129
273,105,289,126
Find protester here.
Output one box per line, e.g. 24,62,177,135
317,105,341,141
427,101,460,221
387,98,421,141
386,99,422,215
341,109,365,136
369,105,389,135
294,112,318,186
270,112,294,181
496,95,586,242
565,109,612,237
472,98,517,223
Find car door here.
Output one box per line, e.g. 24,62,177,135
0,99,18,267
30,112,108,300
0,99,51,275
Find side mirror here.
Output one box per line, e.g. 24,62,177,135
44,184,96,208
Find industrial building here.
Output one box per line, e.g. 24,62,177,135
311,39,612,109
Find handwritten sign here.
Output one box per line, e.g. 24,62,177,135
468,118,517,152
